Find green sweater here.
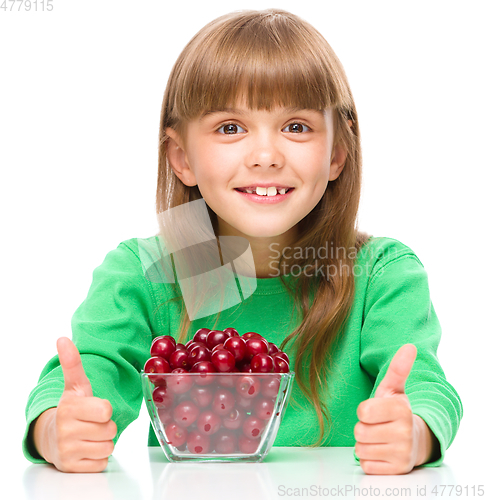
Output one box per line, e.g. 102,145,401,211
23,236,463,466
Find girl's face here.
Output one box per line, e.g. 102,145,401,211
166,99,347,246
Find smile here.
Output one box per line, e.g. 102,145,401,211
234,186,292,196
234,187,295,203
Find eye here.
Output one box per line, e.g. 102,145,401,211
217,123,245,135
283,122,311,133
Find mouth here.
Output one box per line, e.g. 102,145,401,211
234,186,294,196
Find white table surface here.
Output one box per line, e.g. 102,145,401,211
16,442,484,500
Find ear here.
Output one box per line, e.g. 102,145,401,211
329,142,347,181
329,119,352,181
165,127,198,187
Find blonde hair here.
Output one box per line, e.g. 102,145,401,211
156,8,369,446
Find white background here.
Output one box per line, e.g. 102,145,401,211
1,0,484,484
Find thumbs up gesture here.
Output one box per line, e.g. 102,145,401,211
32,337,117,473
354,344,437,475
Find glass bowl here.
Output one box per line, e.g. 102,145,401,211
141,371,294,463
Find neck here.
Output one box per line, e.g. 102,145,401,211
216,220,299,279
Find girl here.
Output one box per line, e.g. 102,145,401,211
24,9,462,475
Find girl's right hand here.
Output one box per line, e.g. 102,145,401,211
33,337,117,473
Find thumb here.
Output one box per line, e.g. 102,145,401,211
374,344,417,398
57,336,93,397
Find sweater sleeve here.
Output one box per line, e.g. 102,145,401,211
23,240,160,463
354,249,463,468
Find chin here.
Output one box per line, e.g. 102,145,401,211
218,215,294,240
238,227,289,239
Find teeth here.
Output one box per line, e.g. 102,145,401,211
241,186,290,195
254,186,280,196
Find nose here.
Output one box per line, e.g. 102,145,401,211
244,132,285,169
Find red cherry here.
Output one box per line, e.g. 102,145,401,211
253,397,275,420
250,353,274,373
190,361,216,386
172,400,200,427
241,332,264,340
187,341,206,353
211,388,236,417
175,343,186,350
217,374,235,387
213,430,237,453
144,356,171,385
238,362,252,373
244,338,268,361
172,367,186,372
273,356,290,373
206,330,231,350
188,345,211,367
187,430,211,454
211,348,236,372
223,327,239,337
238,434,260,454
166,368,193,394
150,336,176,360
236,375,261,399
165,422,187,447
193,328,211,345
274,351,289,364
189,385,214,408
267,342,279,356
157,408,172,424
169,348,190,370
144,356,171,374
223,336,247,363
190,360,216,372
156,335,176,345
152,386,174,410
222,408,244,430
260,375,281,398
211,344,225,353
235,393,254,411
242,415,266,440
185,340,195,350
196,410,222,436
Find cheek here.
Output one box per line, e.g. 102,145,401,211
189,145,237,182
292,140,330,168
302,155,331,185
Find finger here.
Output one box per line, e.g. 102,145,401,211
354,419,409,444
357,395,411,424
67,458,110,474
58,396,113,423
359,458,410,476
59,418,117,442
355,442,394,462
374,344,417,398
78,439,115,461
57,337,93,397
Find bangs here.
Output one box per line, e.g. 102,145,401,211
166,10,354,125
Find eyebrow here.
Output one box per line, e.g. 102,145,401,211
199,107,324,121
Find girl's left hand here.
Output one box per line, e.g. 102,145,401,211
354,344,437,475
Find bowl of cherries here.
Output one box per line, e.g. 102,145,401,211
141,327,294,463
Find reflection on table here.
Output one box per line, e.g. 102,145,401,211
22,446,460,500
